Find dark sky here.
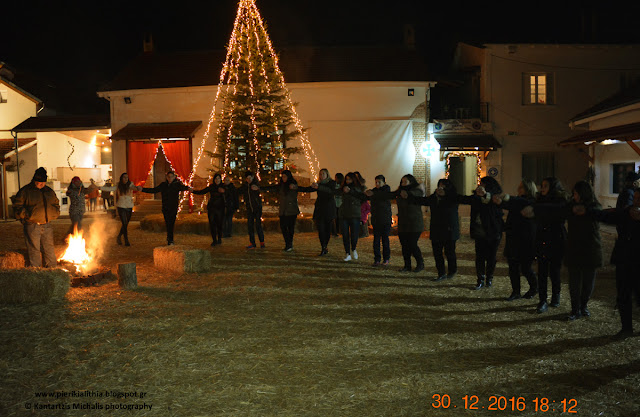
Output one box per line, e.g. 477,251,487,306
2,0,639,114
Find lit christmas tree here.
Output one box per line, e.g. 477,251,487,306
183,0,319,212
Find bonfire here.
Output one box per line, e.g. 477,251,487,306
58,227,94,275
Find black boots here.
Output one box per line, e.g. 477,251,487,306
413,263,425,273
536,300,548,313
523,287,537,299
506,292,522,301
550,293,560,307
318,247,328,256
474,276,485,290
485,277,493,288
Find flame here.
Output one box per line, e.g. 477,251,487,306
58,227,93,274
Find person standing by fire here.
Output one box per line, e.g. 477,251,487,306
12,167,60,267
66,176,88,237
138,171,191,246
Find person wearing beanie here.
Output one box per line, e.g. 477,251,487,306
12,167,60,267
65,176,88,236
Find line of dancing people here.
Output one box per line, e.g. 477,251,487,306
32,166,636,336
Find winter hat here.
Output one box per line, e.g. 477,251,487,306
32,167,47,182
71,176,81,183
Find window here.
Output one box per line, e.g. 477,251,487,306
522,73,554,105
611,162,636,193
0,90,7,103
522,153,555,186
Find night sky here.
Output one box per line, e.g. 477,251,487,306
2,0,639,114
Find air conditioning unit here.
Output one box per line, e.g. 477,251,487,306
469,119,483,131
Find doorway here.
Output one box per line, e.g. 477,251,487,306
448,154,479,195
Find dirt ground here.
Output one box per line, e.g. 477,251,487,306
0,214,638,417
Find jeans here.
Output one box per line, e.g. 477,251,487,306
474,238,500,279
538,257,562,302
398,231,423,268
568,266,597,313
247,207,264,245
163,209,178,244
432,239,457,277
316,218,332,248
223,213,234,237
507,257,537,293
24,223,56,267
117,207,133,239
280,215,297,248
372,222,391,262
208,207,224,243
89,197,97,212
68,214,83,236
341,217,360,254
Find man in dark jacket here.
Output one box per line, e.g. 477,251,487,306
139,171,191,245
236,171,264,249
12,167,61,267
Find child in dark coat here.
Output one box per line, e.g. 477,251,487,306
298,168,337,256
192,173,226,246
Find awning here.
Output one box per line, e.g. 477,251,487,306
434,134,502,151
110,121,202,141
559,122,640,146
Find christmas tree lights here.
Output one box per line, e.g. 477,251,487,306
179,0,320,213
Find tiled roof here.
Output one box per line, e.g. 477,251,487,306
99,46,431,92
570,83,640,122
559,122,640,146
11,114,110,132
110,121,202,140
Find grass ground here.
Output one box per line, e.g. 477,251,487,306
0,215,638,417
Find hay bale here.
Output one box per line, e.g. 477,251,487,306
0,268,70,304
117,263,137,289
0,251,25,269
153,245,211,273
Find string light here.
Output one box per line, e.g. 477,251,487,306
178,0,320,214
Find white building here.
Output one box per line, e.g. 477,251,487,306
97,46,435,201
561,83,640,208
430,42,640,195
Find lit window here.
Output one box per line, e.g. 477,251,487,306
0,90,7,103
523,73,554,105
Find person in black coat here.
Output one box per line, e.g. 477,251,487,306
457,176,504,290
521,177,570,313
615,171,640,306
237,171,265,249
338,172,368,261
192,173,226,246
222,176,239,237
409,178,459,280
563,181,603,321
374,174,425,272
298,168,337,256
260,169,301,252
139,171,191,245
493,179,537,300
367,175,393,266
592,187,640,337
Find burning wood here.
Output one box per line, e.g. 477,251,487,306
57,225,115,287
58,226,94,275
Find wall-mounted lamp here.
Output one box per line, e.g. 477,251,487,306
408,89,415,97
124,97,132,104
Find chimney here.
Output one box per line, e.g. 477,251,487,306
143,33,154,53
403,24,416,49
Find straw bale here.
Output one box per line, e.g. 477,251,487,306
0,251,25,269
153,245,211,273
0,268,69,304
117,262,137,289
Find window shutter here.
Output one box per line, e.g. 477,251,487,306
546,73,555,105
521,73,529,105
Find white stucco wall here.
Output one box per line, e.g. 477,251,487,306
467,43,640,193
0,81,38,139
36,132,102,179
102,82,431,187
593,141,640,208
